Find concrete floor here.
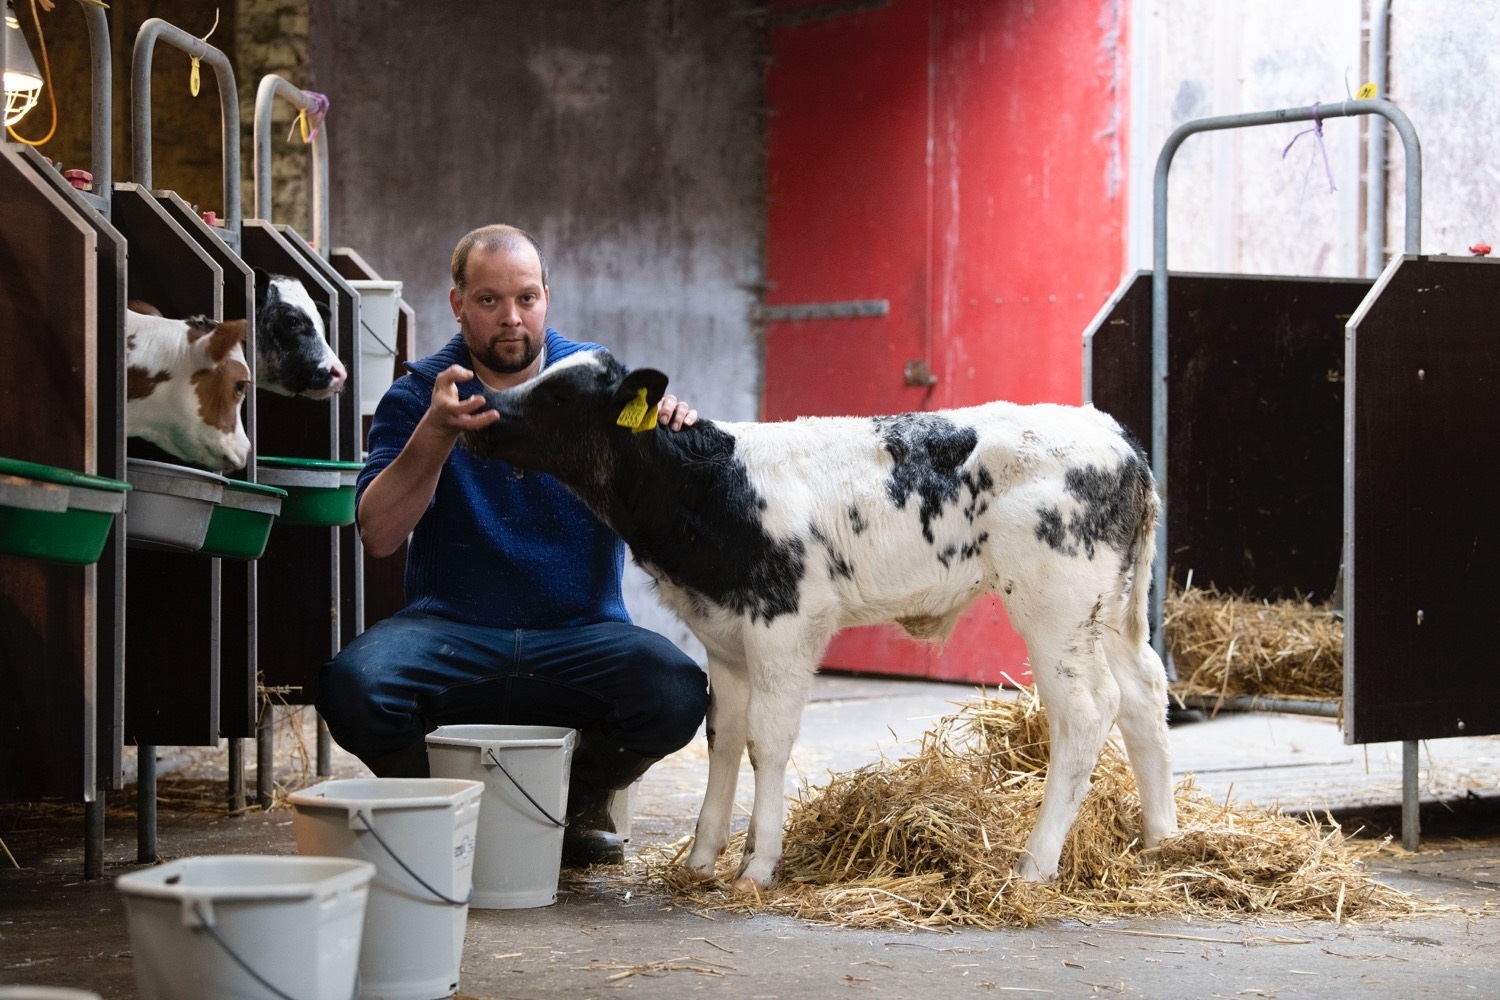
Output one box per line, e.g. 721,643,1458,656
3,674,1500,999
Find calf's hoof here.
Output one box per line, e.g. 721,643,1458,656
731,873,767,894
683,844,722,880
732,855,777,892
1013,854,1055,883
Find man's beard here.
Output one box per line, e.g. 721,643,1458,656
463,322,542,375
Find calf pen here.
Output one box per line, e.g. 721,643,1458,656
1,6,407,879
1087,98,1500,850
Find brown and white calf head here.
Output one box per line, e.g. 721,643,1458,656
125,311,252,473
255,272,347,399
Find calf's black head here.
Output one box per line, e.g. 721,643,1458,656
461,350,669,476
254,269,347,399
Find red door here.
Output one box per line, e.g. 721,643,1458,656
764,0,1130,685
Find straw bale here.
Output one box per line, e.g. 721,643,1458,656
1165,583,1344,703
619,692,1423,929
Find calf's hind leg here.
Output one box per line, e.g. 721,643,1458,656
1104,632,1179,847
1015,614,1120,881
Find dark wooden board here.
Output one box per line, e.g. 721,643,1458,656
1347,255,1500,743
1086,270,1371,600
17,149,132,789
0,148,98,799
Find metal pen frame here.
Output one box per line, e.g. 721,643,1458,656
1150,99,1424,848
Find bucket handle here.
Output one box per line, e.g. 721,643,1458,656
485,748,568,828
353,809,474,907
189,900,359,1000
360,314,397,356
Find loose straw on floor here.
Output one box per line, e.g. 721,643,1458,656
608,691,1423,929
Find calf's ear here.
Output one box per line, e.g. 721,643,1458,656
611,368,669,410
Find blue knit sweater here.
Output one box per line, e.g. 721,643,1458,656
356,329,630,629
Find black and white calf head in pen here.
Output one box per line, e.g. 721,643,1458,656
464,350,1178,890
253,270,347,399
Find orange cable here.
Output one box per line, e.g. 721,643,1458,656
7,0,58,146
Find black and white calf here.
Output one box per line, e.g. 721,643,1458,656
463,351,1178,890
254,270,347,399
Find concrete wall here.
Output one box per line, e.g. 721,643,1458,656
236,0,313,235
307,1,766,658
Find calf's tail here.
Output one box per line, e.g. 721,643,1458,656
1123,460,1160,650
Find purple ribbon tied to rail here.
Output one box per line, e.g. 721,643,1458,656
1281,101,1336,193
286,91,331,144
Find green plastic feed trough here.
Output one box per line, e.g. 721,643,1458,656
256,456,364,527
200,479,288,559
0,456,131,566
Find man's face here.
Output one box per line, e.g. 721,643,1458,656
451,242,549,379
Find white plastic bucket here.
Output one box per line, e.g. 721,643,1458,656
350,280,403,417
288,777,482,1000
115,854,373,1000
425,725,576,909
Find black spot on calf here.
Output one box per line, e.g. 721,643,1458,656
622,423,806,623
1033,453,1154,566
874,413,979,543
847,503,867,535
809,524,855,580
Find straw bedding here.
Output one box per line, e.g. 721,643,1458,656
624,692,1421,929
1165,583,1344,704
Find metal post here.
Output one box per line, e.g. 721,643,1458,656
1364,0,1390,278
136,747,156,862
227,737,245,813
253,74,330,256
1178,694,1341,718
78,0,110,216
131,18,241,245
68,0,116,881
1402,740,1420,851
257,700,275,810
84,796,104,880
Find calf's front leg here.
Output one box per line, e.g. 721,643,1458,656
685,658,749,877
732,664,815,891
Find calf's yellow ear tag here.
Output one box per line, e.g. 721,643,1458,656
616,387,657,433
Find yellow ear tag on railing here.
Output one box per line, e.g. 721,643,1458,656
615,387,657,433
1357,82,1377,99
190,57,201,97
298,108,310,142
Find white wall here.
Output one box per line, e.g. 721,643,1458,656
1386,0,1500,258
1127,0,1497,278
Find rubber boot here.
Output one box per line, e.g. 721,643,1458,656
361,741,431,778
561,738,659,868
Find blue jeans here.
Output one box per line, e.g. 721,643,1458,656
316,611,709,763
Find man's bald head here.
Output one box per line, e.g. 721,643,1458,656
451,224,549,293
